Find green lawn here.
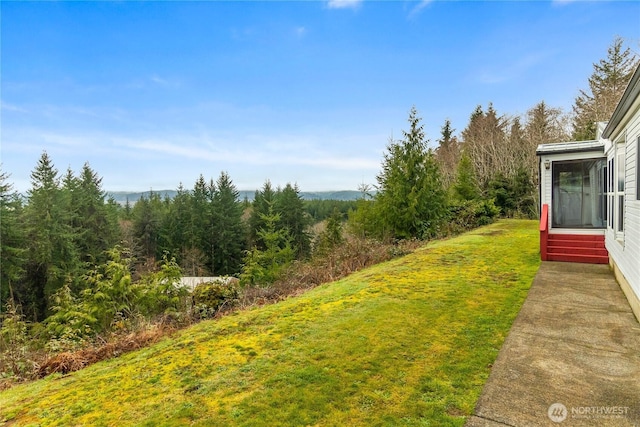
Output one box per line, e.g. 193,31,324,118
0,220,540,427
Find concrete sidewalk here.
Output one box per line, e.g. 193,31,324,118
466,262,640,427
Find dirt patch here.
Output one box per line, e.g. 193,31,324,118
477,230,505,237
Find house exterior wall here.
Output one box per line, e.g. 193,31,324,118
538,150,606,235
604,92,640,320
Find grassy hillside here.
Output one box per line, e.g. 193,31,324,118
0,220,540,427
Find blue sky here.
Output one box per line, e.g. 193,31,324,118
2,1,639,193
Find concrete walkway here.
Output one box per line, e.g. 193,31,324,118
466,262,640,427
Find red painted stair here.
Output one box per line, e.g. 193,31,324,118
546,234,608,264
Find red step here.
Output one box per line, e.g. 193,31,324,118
547,246,608,256
546,253,609,264
547,239,604,248
545,233,608,264
548,234,605,241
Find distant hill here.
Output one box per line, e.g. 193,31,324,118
107,190,365,205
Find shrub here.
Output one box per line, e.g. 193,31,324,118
445,199,499,234
192,280,239,319
0,300,39,384
45,284,96,350
137,253,189,319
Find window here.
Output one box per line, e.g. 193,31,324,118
617,147,625,233
551,158,606,228
603,164,608,222
608,158,614,229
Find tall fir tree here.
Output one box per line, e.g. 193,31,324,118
163,183,192,264
453,154,480,202
274,183,311,258
21,152,79,320
435,119,460,190
249,180,276,250
131,191,165,261
0,169,26,311
572,37,639,141
66,163,121,265
210,172,246,275
375,107,448,239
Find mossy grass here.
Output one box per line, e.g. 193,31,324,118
0,220,539,426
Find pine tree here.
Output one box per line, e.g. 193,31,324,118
249,180,276,250
190,175,209,252
274,183,311,258
572,37,639,141
453,154,480,202
66,163,121,265
131,192,165,262
435,119,460,189
240,206,294,287
21,152,79,320
210,172,246,275
0,169,25,310
164,183,192,264
375,106,448,239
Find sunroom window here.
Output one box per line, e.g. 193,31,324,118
552,159,606,228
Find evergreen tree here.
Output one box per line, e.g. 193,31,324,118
164,183,192,263
190,175,210,258
249,180,276,249
572,37,639,140
0,169,25,310
274,183,311,258
375,107,448,239
240,206,294,287
453,154,480,202
210,172,246,275
66,163,121,265
435,119,460,189
21,152,79,320
314,208,344,257
131,192,165,261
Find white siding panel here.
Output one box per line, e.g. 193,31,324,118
608,104,640,304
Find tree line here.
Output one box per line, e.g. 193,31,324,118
1,153,356,322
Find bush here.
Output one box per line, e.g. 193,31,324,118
445,199,499,234
192,280,239,319
0,300,39,385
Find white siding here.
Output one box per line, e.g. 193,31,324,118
605,97,640,306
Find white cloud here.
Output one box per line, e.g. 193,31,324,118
0,101,29,113
408,0,434,19
149,74,182,89
294,26,307,38
551,0,580,6
123,136,379,171
150,75,169,85
327,0,363,10
476,52,548,84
